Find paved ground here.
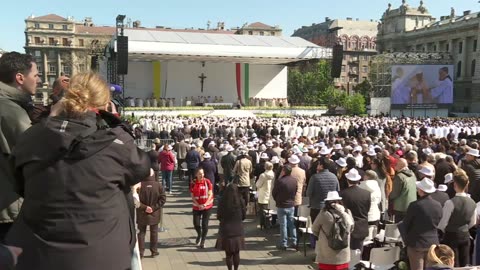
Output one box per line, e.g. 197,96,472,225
141,178,317,270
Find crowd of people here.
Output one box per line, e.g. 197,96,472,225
1,51,480,270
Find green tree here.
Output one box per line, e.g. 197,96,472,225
344,93,366,115
353,79,373,105
287,60,333,106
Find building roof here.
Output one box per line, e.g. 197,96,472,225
112,29,330,64
138,27,235,34
330,19,378,37
29,14,68,22
245,22,275,29
75,25,116,35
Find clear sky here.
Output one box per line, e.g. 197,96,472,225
0,0,476,52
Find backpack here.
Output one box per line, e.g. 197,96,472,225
323,209,349,250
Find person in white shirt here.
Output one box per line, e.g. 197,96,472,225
430,67,453,104
359,170,382,226
256,162,275,229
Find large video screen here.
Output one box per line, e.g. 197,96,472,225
391,65,454,108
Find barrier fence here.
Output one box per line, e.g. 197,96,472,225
134,138,174,150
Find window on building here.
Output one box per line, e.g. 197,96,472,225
49,24,54,29
48,38,55,45
472,59,476,77
62,65,71,75
48,64,56,74
341,76,345,82
433,45,437,52
37,65,43,73
79,64,85,72
34,23,40,29
62,25,68,30
271,31,275,36
457,61,462,78
459,42,463,54
48,50,55,58
474,40,478,52
34,37,41,44
259,31,264,36
362,66,368,73
343,55,347,60
248,31,253,35
341,65,346,72
79,39,84,47
34,50,41,57
362,55,368,61
446,43,450,52
62,38,68,46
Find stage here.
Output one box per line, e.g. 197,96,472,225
103,29,331,106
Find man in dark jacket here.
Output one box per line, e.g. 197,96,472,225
136,175,167,258
185,145,201,183
462,149,480,202
0,52,39,243
272,165,298,250
437,172,476,267
399,178,442,270
221,146,236,184
307,157,339,223
434,157,455,187
148,145,160,181
339,168,371,251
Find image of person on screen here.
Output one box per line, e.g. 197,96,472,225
429,67,453,104
410,71,430,104
391,67,411,104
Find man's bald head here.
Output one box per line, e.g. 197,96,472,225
395,158,408,172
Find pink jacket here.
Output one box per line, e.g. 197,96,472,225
158,150,175,171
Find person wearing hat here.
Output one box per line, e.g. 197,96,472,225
359,170,382,227
430,179,450,208
311,191,354,270
174,138,190,181
200,152,217,193
233,150,253,208
148,144,160,182
221,146,237,185
418,166,435,180
272,165,298,250
287,155,306,208
299,147,312,172
158,144,176,194
461,148,480,202
437,169,476,267
434,155,455,188
307,157,340,223
339,168,371,252
399,178,443,270
256,162,275,229
186,144,201,183
390,158,418,223
264,141,278,160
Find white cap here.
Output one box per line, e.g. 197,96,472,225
422,148,433,155
209,141,216,146
226,145,234,152
167,145,173,151
307,145,314,150
319,148,332,156
444,173,453,184
266,141,273,147
467,149,480,157
271,156,280,164
366,149,377,156
260,153,269,159
437,185,448,192
203,152,211,159
325,191,342,201
416,178,436,193
418,166,434,177
335,157,347,168
247,142,254,148
353,146,362,152
334,144,342,150
190,144,197,148
345,168,361,181
288,155,300,164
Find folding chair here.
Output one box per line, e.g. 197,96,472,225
384,224,402,244
295,205,312,256
369,246,401,266
298,216,313,257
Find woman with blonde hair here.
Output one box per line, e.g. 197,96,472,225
5,72,152,270
425,244,454,270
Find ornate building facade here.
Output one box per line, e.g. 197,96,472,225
24,14,115,87
234,22,282,36
293,18,378,93
376,0,480,113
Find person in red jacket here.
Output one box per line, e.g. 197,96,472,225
190,167,214,248
158,144,176,194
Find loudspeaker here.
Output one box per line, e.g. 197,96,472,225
331,44,344,78
117,36,128,75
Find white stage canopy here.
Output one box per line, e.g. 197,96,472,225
111,29,331,65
